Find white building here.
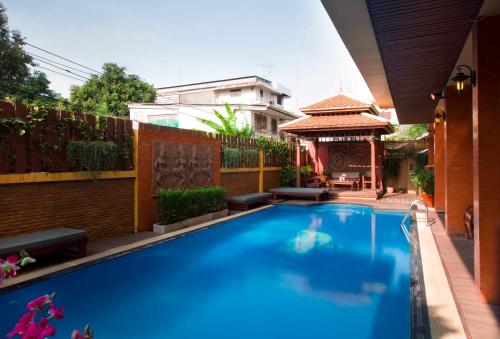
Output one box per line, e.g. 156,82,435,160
128,76,300,137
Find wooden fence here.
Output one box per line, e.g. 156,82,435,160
215,134,294,168
0,101,133,174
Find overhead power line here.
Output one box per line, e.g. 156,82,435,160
31,58,92,81
26,51,97,77
34,65,86,82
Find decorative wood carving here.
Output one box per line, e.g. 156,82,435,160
328,142,370,172
152,141,215,195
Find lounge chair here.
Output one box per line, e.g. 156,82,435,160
227,192,272,210
269,187,329,201
329,172,360,190
0,228,88,259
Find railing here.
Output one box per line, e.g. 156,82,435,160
400,199,429,244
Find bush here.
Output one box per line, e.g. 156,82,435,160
410,168,434,195
222,147,259,167
280,165,296,187
158,186,226,224
67,141,119,172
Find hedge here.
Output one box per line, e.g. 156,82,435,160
158,186,226,224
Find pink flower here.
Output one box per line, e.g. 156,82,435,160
71,330,85,339
6,311,35,338
47,304,64,320
1,255,20,278
23,317,56,339
26,295,51,312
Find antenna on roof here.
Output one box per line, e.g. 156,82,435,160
339,80,343,94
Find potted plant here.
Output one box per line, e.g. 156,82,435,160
299,164,313,186
410,168,434,207
383,154,400,193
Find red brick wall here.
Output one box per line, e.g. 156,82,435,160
0,179,134,241
137,124,221,231
221,172,259,196
473,15,500,303
444,85,473,235
263,170,281,191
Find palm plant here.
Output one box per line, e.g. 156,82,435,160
198,102,253,137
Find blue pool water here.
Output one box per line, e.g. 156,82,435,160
0,204,410,338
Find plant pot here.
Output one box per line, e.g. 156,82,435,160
421,193,434,208
386,187,394,193
153,209,228,234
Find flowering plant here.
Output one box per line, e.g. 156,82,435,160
7,293,94,339
0,250,35,285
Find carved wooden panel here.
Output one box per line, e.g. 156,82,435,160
152,141,215,195
329,142,370,172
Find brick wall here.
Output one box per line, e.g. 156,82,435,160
221,172,259,196
0,179,134,241
263,170,281,191
137,124,221,231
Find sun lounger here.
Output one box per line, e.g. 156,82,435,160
227,192,272,210
0,228,88,258
269,187,329,201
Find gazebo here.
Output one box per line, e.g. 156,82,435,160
279,94,393,199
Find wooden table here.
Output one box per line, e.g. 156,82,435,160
329,180,357,190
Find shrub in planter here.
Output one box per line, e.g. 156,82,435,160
280,165,296,187
158,186,226,225
410,168,434,207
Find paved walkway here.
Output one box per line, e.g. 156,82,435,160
430,213,500,339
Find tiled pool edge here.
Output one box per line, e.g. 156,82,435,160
410,216,432,339
0,205,274,293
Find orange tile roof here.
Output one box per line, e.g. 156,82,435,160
279,113,390,132
301,94,372,113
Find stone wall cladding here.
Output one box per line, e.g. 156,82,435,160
0,179,134,241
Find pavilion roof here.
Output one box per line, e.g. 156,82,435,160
279,112,392,134
300,94,374,114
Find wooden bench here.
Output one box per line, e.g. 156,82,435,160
0,228,88,259
227,192,272,211
269,187,329,202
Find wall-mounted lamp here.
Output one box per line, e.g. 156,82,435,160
430,91,445,101
434,111,446,125
451,64,476,94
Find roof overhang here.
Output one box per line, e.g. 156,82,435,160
322,0,485,124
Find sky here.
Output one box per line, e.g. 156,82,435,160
3,0,373,114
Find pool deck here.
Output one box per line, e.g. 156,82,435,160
430,213,500,339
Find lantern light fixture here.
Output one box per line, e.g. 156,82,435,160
430,91,445,101
451,64,476,94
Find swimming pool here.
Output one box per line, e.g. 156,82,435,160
0,204,410,338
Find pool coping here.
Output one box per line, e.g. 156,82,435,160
1,201,438,339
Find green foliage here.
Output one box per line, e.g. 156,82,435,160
385,123,428,141
0,3,33,100
383,152,401,183
222,147,259,168
280,165,297,187
158,186,226,224
70,63,156,117
410,168,434,195
67,141,119,173
198,102,253,137
255,136,293,165
9,71,67,107
300,164,313,176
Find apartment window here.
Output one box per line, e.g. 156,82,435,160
255,114,267,131
230,89,241,97
271,118,278,132
260,89,264,98
277,95,283,105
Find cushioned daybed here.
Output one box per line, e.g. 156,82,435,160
269,187,329,201
227,192,272,210
0,228,88,258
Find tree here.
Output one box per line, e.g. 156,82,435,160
70,63,156,117
10,71,67,107
198,102,254,137
0,2,34,100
